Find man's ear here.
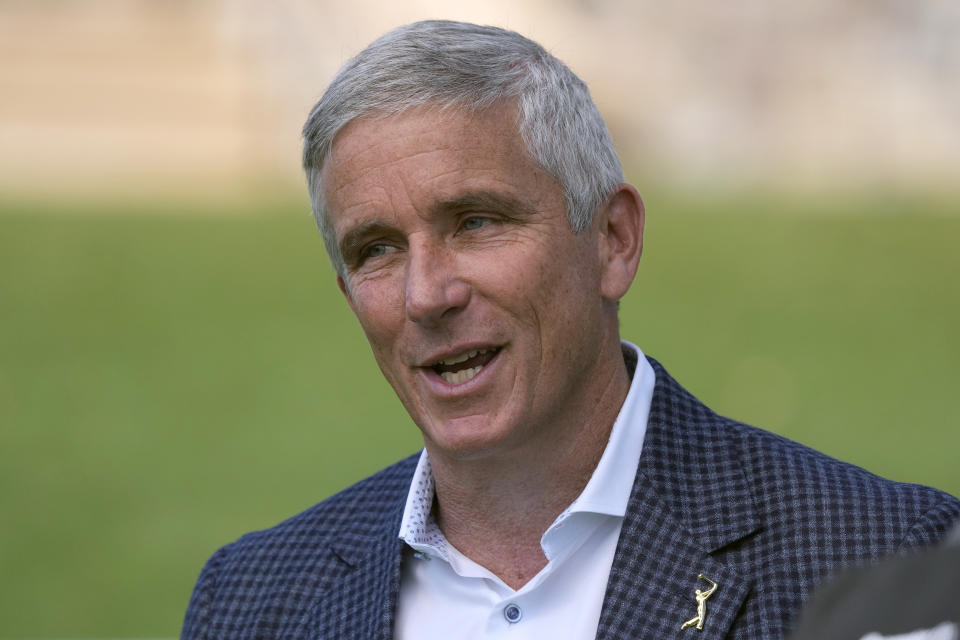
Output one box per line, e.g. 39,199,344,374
597,183,645,302
337,275,356,312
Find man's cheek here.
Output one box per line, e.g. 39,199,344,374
353,286,403,325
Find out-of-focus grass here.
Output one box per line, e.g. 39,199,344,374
1,192,957,636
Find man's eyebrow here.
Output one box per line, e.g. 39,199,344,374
436,191,537,219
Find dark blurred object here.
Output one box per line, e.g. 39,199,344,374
789,522,960,640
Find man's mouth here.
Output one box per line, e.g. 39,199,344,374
431,348,499,385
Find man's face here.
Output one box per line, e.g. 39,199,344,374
323,104,622,461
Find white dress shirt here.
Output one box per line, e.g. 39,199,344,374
395,342,655,639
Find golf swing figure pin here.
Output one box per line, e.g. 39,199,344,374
681,574,718,631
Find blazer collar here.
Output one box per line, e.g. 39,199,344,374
597,357,761,639
639,357,762,551
311,524,405,640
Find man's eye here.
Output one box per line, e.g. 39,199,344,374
461,217,488,231
363,244,394,260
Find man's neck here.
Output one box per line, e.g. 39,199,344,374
425,341,632,589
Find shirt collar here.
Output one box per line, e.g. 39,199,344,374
398,341,655,558
398,451,449,559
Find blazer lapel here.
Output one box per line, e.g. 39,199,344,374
308,484,407,639
309,532,403,639
597,358,761,639
597,473,753,639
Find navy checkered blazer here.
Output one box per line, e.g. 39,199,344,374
182,358,960,639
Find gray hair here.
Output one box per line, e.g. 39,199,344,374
302,20,624,275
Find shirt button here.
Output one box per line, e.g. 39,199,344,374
503,603,523,624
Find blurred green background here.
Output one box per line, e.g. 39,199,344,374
2,189,958,636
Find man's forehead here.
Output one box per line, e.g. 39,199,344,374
327,102,522,165
321,104,555,230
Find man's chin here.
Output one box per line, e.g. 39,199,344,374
420,416,523,462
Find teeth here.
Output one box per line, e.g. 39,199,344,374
439,349,487,366
440,366,482,385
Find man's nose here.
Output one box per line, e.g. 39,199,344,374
404,243,470,326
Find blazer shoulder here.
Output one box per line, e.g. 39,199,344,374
644,355,960,555
221,451,418,565
723,403,960,554
182,453,418,637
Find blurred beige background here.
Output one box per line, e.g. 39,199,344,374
2,0,959,205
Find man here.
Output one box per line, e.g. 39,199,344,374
182,20,960,639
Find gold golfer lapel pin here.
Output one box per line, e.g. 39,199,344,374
681,574,718,631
